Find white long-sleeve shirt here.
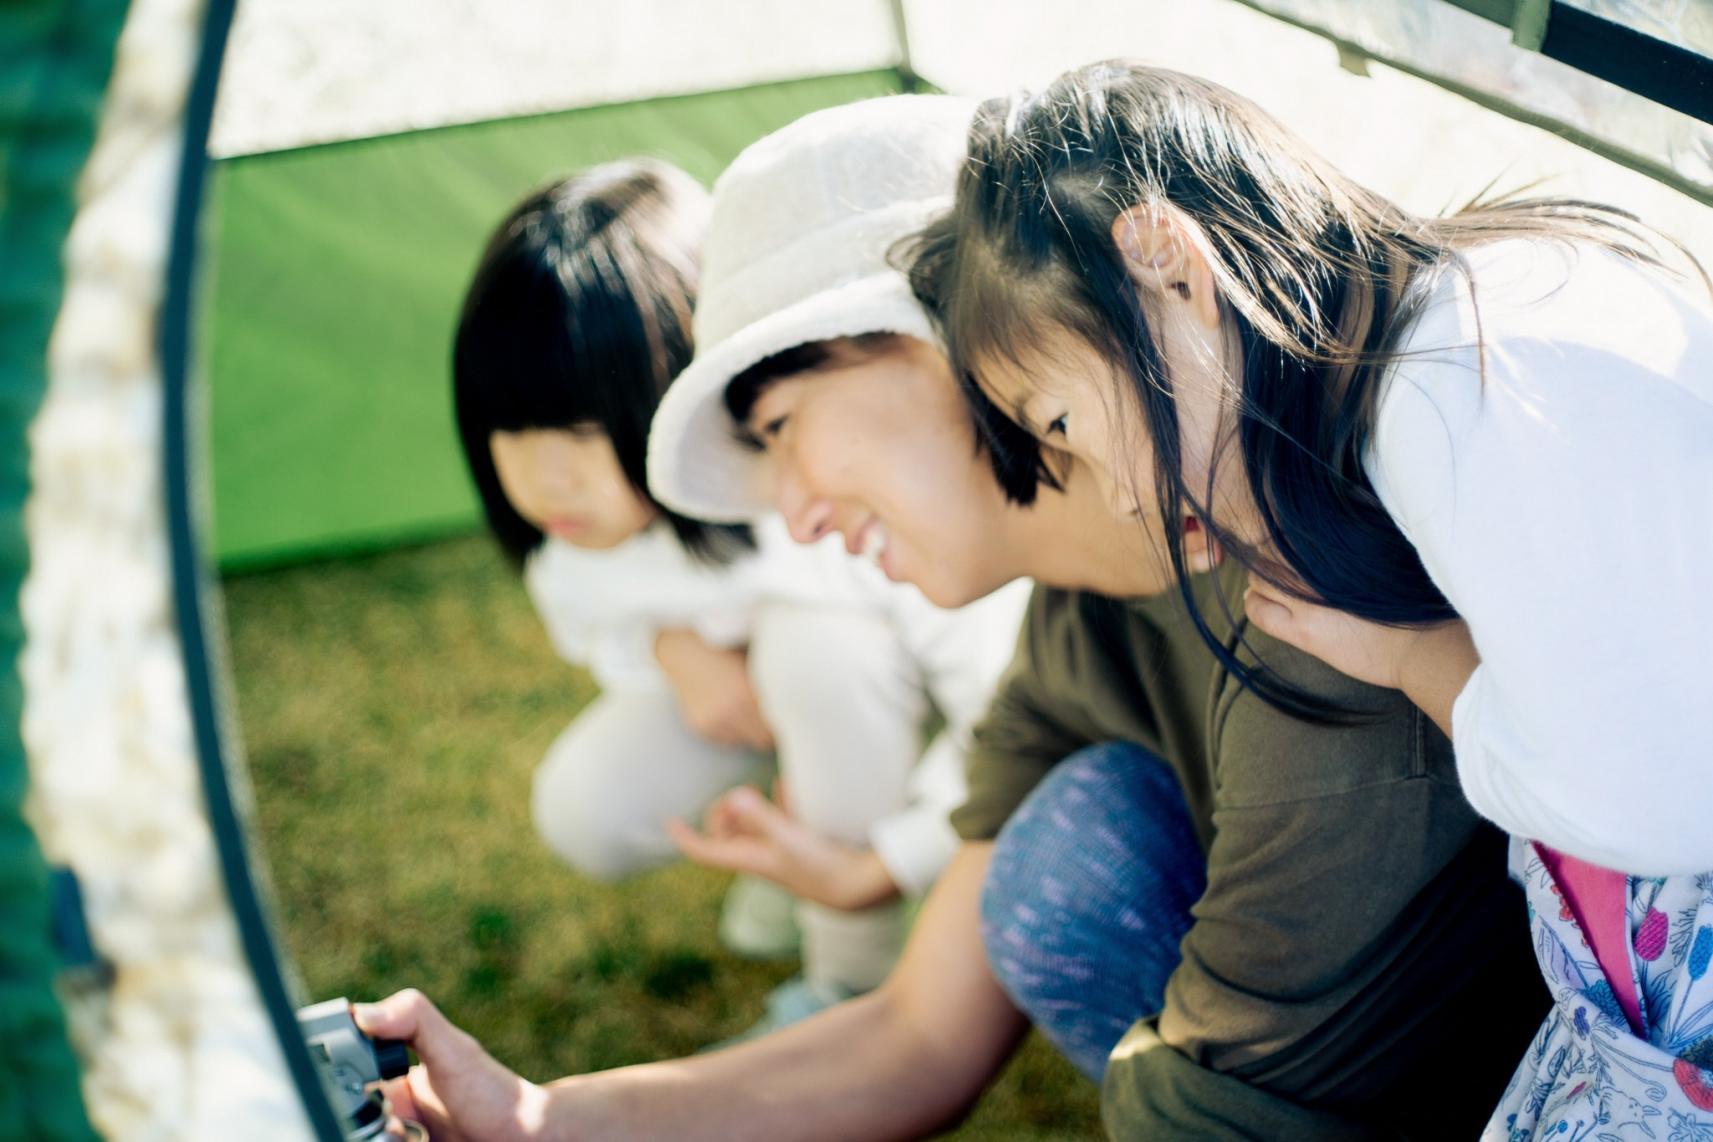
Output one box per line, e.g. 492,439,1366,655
812,545,1031,895
524,515,1028,893
738,517,1030,895
524,523,757,692
1366,239,1713,876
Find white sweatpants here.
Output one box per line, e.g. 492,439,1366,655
529,686,767,881
530,600,956,992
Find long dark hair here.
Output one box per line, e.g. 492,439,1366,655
453,158,752,567
908,60,1692,718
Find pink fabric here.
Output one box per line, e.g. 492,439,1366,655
1537,843,1643,1034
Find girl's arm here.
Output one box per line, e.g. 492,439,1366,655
1242,581,1478,740
653,627,775,751
1347,250,1713,876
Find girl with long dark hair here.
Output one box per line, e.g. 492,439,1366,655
351,96,1540,1140
908,59,1713,1137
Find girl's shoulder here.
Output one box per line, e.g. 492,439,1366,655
524,524,751,610
1369,237,1713,536
1380,237,1713,442
1400,237,1712,366
525,523,696,578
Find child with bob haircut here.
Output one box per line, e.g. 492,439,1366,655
909,59,1713,1138
452,157,1027,1035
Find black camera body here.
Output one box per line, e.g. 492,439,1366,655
297,998,415,1140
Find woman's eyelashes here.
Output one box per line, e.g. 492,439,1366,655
736,412,785,454
742,402,789,448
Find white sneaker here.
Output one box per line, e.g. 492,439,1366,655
717,874,800,961
702,975,860,1052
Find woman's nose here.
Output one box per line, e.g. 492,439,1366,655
774,465,833,544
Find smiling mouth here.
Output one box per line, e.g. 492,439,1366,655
849,517,890,567
1181,515,1224,561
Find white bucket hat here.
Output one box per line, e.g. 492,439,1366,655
646,94,977,522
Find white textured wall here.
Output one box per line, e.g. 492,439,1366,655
21,0,314,1137
209,0,1710,261
208,0,899,157
904,0,1713,267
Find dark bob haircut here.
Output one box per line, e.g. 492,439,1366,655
453,158,752,567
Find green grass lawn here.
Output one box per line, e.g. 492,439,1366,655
221,533,1100,1138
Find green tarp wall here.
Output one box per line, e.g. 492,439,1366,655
207,68,907,569
1,0,123,1136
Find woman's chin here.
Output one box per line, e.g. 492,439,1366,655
913,565,1022,611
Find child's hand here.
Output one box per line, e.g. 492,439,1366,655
653,628,776,751
1244,579,1417,690
1243,578,1478,738
667,784,899,911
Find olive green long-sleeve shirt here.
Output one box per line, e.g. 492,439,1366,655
955,577,1546,1139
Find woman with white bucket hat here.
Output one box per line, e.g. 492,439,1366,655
353,93,1539,1140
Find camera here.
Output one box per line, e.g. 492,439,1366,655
297,998,419,1140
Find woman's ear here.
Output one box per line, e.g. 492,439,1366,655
1111,204,1221,332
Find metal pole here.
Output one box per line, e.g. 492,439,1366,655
888,0,921,91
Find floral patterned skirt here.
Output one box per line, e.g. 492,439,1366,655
1486,838,1713,1141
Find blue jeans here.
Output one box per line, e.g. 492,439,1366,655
980,742,1206,1081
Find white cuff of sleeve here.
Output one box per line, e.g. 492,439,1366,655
868,807,960,899
692,607,752,650
590,622,668,692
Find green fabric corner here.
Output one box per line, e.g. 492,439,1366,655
206,69,907,569
0,0,130,1138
